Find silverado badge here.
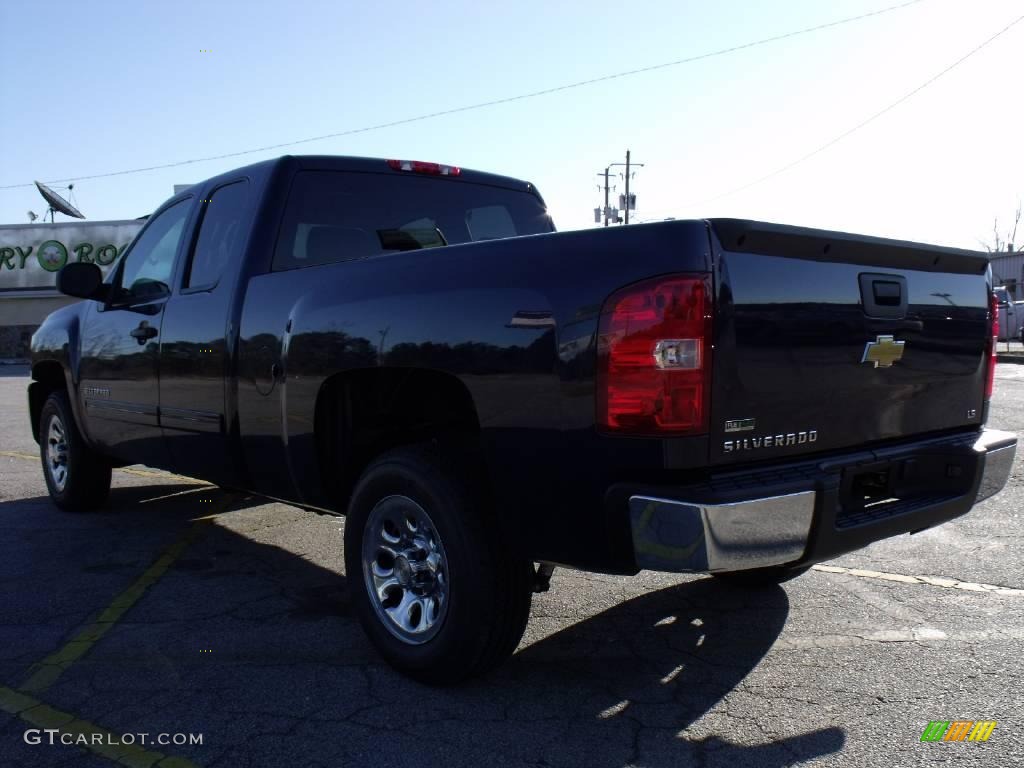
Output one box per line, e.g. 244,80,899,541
861,334,905,368
723,429,817,453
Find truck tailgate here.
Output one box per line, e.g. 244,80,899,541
708,220,992,465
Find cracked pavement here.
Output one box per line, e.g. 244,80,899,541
0,364,1021,767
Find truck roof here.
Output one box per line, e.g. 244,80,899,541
192,154,540,197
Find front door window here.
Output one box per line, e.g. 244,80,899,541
116,200,190,302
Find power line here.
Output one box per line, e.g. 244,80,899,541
637,12,1024,222
0,0,928,191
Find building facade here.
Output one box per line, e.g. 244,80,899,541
990,249,1024,299
0,220,144,358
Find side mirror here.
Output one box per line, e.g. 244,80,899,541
56,262,108,302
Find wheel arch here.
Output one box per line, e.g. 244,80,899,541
28,360,71,444
312,367,483,512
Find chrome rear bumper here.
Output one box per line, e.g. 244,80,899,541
628,429,1017,574
629,492,815,573
973,429,1017,503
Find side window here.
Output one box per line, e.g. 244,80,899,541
118,199,190,301
186,181,249,288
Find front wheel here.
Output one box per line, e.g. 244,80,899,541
39,391,111,511
344,444,533,684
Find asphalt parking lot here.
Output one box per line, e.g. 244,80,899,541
1,365,1021,768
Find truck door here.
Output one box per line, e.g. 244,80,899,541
159,179,252,486
77,198,192,469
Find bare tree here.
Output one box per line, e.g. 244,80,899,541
981,201,1022,253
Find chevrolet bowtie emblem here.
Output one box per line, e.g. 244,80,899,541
862,334,905,368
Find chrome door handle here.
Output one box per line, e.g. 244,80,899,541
130,323,158,345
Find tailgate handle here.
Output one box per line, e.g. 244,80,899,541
873,281,901,306
859,273,907,319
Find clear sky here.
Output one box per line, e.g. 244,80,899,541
1,0,1021,250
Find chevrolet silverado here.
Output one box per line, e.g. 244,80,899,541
29,155,1017,683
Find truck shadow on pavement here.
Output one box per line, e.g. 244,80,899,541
1,485,845,767
500,580,845,766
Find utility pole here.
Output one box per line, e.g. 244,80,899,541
608,149,643,225
593,167,614,225
597,167,612,227
624,150,631,225
377,326,389,366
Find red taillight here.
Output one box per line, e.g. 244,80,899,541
386,159,461,176
986,290,999,399
597,275,713,434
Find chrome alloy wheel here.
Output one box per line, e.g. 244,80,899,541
362,495,449,645
46,416,69,493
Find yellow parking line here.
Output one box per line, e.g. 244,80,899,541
116,467,210,485
1,449,45,461
0,450,209,485
1,451,232,767
812,564,1024,596
0,686,200,767
20,519,212,694
137,487,211,504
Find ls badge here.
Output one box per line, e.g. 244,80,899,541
862,335,905,368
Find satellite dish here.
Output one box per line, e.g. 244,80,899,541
34,180,85,221
27,210,38,222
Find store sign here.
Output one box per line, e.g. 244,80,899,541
0,221,144,292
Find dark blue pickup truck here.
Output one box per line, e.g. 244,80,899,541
29,155,1017,683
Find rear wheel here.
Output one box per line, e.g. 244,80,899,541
712,564,811,587
344,444,533,684
39,391,111,511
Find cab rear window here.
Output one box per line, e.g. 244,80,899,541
272,171,553,271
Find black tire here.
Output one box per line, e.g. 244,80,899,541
39,390,111,511
344,443,533,684
712,564,811,587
